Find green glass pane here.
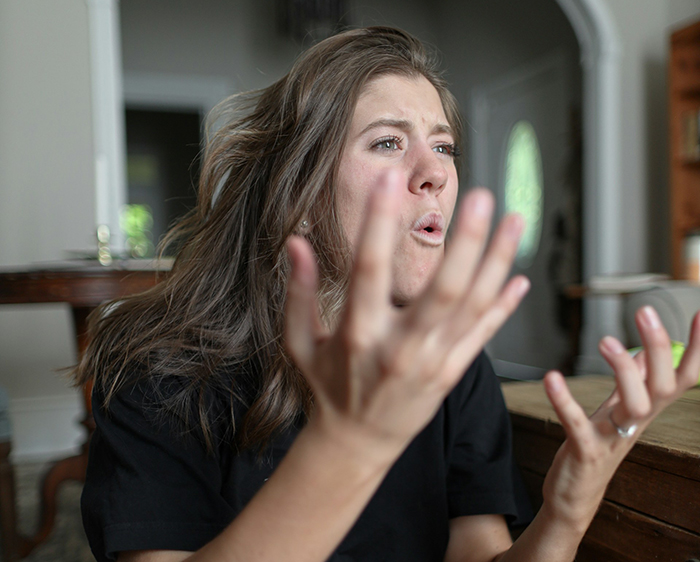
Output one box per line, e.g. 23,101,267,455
504,121,543,267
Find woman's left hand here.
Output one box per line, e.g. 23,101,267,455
539,306,700,532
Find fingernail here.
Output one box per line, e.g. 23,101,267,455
515,277,531,298
602,336,625,355
641,306,660,329
546,371,563,392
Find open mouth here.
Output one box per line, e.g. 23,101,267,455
411,212,445,245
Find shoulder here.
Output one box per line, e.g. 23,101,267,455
84,374,240,560
441,350,511,454
445,351,500,410
94,366,255,455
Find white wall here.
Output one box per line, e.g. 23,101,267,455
119,0,440,93
0,0,95,459
669,0,700,28
0,1,95,266
120,0,300,93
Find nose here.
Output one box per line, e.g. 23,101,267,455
408,145,449,196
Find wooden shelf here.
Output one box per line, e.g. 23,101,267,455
670,19,700,278
673,156,700,166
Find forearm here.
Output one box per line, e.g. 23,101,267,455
187,415,398,562
496,500,591,562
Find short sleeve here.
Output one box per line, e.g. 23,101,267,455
82,380,234,561
445,352,533,526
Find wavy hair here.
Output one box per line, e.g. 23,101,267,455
74,26,463,452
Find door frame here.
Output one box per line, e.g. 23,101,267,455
555,0,622,373
471,0,623,373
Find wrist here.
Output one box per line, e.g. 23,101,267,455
204,408,403,561
504,501,588,562
538,493,595,539
302,409,406,476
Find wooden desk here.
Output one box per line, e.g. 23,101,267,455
502,376,700,561
0,260,168,557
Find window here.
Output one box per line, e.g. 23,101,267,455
504,120,543,267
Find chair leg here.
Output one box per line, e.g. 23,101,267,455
0,441,19,561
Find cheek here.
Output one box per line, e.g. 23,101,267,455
442,170,459,224
335,160,381,250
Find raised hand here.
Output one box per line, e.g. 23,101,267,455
540,307,700,531
284,170,530,462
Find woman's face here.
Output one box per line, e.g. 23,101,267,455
336,74,459,306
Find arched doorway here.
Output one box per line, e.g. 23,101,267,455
555,0,623,374
436,0,622,375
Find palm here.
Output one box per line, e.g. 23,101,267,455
285,172,529,455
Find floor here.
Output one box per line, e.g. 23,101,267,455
3,462,93,561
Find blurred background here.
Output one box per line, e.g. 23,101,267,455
0,0,698,470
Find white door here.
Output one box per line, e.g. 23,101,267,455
471,52,580,375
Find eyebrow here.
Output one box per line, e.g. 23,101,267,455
359,118,454,138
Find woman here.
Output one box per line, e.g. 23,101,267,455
77,26,700,562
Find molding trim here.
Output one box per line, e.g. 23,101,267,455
123,72,234,117
555,0,623,373
87,0,127,251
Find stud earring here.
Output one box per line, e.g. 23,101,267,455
300,219,309,228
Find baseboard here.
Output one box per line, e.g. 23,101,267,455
8,394,84,463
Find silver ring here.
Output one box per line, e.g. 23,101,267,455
609,411,638,438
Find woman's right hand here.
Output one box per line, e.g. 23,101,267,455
284,170,530,465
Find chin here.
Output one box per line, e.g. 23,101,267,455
391,254,443,306
390,275,433,307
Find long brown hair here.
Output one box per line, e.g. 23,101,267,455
75,26,463,452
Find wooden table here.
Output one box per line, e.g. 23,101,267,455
0,260,168,558
502,376,700,561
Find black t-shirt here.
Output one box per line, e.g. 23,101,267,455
82,352,532,561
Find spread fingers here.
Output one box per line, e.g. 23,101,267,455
455,213,524,327
635,307,676,400
544,371,595,451
599,336,651,420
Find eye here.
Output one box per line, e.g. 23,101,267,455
370,136,402,152
433,143,460,157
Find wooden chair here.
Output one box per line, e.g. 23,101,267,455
0,387,18,561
